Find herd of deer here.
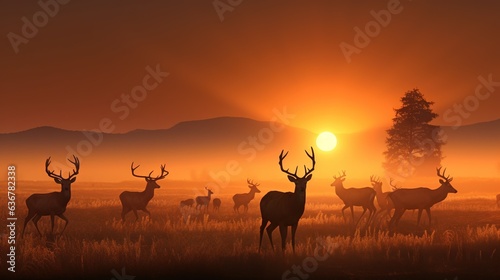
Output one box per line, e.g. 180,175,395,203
20,150,499,253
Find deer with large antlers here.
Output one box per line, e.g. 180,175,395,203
370,176,394,222
120,162,168,222
22,156,80,237
388,167,457,228
259,147,315,253
330,171,377,226
196,187,213,212
233,179,261,213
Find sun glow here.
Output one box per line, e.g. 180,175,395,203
316,131,337,151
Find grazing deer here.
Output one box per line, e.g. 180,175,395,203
213,198,221,211
259,147,315,253
370,176,394,221
196,187,213,211
22,156,80,237
120,162,168,222
330,171,376,226
233,179,261,213
496,194,500,209
388,167,457,228
180,198,195,208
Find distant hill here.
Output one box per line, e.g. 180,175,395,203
0,117,498,183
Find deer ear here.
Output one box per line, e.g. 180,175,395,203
305,174,313,181
70,177,76,183
53,178,62,184
439,179,445,184
287,175,296,182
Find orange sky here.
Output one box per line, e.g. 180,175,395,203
1,0,500,134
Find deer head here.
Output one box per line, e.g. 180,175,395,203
370,175,382,190
330,171,346,188
131,162,169,189
46,155,80,193
205,186,214,196
279,147,315,194
247,179,261,193
437,167,457,193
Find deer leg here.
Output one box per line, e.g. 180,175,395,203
425,208,431,225
33,214,43,236
244,205,249,213
279,225,288,252
142,209,151,220
350,206,355,223
355,208,367,227
341,205,349,223
291,223,298,253
121,206,131,222
22,211,37,237
259,219,268,253
266,223,279,251
417,209,423,226
389,208,405,228
50,215,55,234
57,213,69,234
132,210,139,222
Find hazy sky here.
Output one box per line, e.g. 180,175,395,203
2,0,500,134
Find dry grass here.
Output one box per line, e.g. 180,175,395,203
1,182,500,280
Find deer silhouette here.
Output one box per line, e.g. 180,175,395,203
388,167,457,228
180,198,195,208
331,171,376,226
120,162,168,222
196,187,213,211
259,147,315,253
370,176,394,222
213,198,221,212
22,155,80,237
232,179,261,213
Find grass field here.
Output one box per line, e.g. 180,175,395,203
1,180,500,280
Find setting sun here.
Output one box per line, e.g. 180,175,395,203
316,131,337,151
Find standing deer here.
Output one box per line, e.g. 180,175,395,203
330,171,376,226
233,179,261,213
196,187,213,211
120,162,168,222
22,155,80,237
213,198,221,212
370,176,394,221
259,147,315,253
388,167,457,228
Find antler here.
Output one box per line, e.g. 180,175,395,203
45,155,80,180
303,147,315,178
131,162,169,181
370,175,380,184
436,167,453,182
389,178,400,190
279,147,315,179
67,155,80,180
247,178,260,187
154,164,169,180
333,170,346,180
279,150,299,178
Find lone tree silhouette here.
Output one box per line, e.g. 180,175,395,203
384,89,444,177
